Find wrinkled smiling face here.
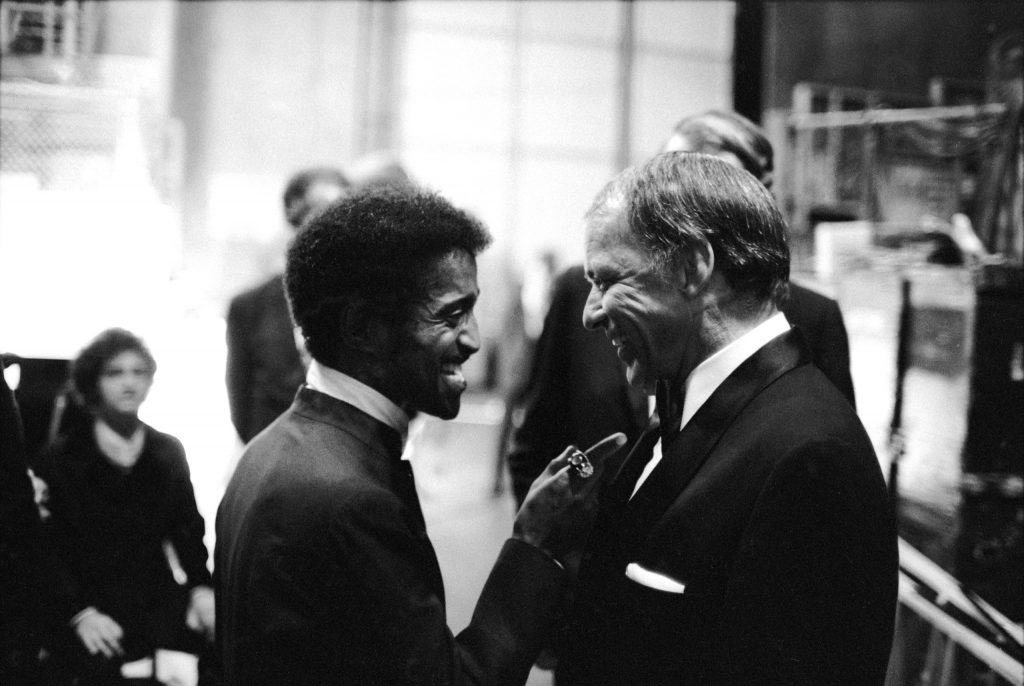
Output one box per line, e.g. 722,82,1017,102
390,249,481,419
582,207,694,393
96,350,153,418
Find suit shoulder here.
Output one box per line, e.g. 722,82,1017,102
143,424,184,449
787,282,840,314
230,275,285,309
236,425,399,508
142,425,191,472
753,367,869,452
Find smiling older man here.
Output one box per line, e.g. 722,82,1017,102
557,153,898,685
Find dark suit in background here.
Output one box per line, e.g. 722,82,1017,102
559,330,897,685
225,166,350,445
787,281,856,406
225,275,305,443
507,265,648,505
215,387,565,685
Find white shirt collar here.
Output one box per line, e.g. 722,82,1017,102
630,312,790,499
306,360,410,448
680,312,791,429
94,419,145,469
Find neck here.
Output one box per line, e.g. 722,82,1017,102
97,410,141,439
318,356,402,408
683,287,778,384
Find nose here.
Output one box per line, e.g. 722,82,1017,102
459,313,481,356
582,285,605,330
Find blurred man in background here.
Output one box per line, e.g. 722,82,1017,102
225,167,350,444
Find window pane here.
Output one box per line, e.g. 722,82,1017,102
521,43,618,154
521,1,620,43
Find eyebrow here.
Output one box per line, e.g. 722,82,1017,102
435,291,478,313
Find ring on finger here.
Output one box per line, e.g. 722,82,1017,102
568,449,594,479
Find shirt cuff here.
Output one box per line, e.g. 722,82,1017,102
190,585,214,601
70,606,99,627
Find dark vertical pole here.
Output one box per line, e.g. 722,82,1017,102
888,278,912,515
733,0,764,124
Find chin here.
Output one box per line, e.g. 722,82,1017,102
427,394,462,420
432,405,460,420
625,364,650,391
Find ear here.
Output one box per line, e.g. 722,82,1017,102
680,240,714,297
338,297,393,355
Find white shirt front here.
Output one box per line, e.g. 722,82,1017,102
305,360,410,450
630,312,791,498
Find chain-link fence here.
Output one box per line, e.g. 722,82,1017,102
0,81,124,188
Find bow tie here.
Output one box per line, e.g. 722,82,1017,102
655,379,684,445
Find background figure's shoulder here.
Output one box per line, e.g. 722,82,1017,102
786,281,839,318
143,422,185,451
228,273,286,314
141,423,191,473
553,264,590,298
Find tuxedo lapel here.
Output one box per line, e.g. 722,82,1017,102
627,329,811,530
605,416,660,506
291,386,423,528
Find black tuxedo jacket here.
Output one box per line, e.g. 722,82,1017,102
559,330,897,685
225,275,306,443
215,387,566,685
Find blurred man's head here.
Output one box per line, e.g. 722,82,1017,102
582,153,789,390
282,167,351,229
663,110,774,189
286,189,492,418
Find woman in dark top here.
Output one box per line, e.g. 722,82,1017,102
35,328,214,684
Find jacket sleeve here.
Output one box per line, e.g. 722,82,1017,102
339,491,566,686
237,484,566,686
163,437,213,590
225,294,254,442
33,444,93,623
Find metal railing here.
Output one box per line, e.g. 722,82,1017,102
889,538,1023,685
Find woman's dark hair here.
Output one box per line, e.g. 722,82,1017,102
71,328,156,408
285,188,492,364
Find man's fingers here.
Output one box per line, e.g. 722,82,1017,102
545,446,577,474
547,431,628,475
582,432,628,467
93,636,113,658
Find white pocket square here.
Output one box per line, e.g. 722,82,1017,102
624,562,687,594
